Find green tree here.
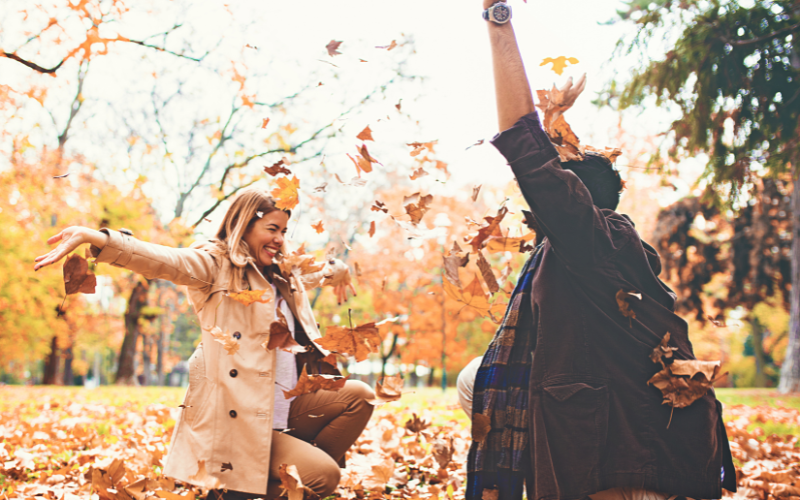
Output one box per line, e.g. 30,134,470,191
607,0,800,392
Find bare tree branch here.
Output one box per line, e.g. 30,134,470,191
1,52,64,74
723,22,800,47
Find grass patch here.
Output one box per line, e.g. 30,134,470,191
715,388,800,409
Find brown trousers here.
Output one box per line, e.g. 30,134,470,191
211,380,375,499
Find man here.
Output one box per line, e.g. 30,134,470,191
459,2,737,500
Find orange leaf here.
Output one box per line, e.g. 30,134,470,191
271,176,300,210
540,56,579,75
326,40,342,56
316,321,382,362
357,125,374,142
283,365,347,399
369,220,376,237
209,327,240,356
227,289,271,306
409,167,428,180
312,221,325,234
466,206,508,252
403,192,433,225
261,117,270,128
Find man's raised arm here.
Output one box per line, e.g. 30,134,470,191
484,0,535,131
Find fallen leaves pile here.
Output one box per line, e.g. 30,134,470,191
0,386,471,500
724,403,800,500
2,387,799,500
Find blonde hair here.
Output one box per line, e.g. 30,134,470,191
210,186,291,292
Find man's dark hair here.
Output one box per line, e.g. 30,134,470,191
561,151,622,211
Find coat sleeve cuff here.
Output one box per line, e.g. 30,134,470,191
490,111,560,168
91,228,135,268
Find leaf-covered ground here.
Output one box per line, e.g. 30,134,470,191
0,387,797,500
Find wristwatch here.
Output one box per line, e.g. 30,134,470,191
483,2,512,24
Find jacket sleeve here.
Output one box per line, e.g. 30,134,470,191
91,229,219,290
491,111,617,266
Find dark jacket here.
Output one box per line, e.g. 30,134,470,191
491,112,736,500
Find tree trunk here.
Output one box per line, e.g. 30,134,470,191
779,168,800,393
116,281,149,385
141,332,152,386
380,333,399,379
42,336,59,385
62,345,74,386
751,317,767,387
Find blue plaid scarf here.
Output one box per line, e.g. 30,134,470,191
466,244,544,500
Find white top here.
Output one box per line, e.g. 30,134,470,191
271,283,298,429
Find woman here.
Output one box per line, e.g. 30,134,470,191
34,187,375,499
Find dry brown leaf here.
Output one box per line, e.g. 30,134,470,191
404,413,431,433
227,289,271,306
283,366,347,399
616,289,641,324
278,245,325,277
188,460,221,490
472,413,491,443
403,192,433,225
278,464,305,500
371,200,388,213
409,167,428,180
357,125,374,142
649,331,678,365
443,275,493,320
472,184,482,202
264,158,291,176
584,145,623,163
432,436,454,469
647,360,725,410
63,254,97,295
326,40,342,56
476,251,499,294
369,221,376,237
316,320,382,362
264,311,306,354
485,231,536,253
406,140,436,157
209,327,240,356
370,375,404,405
443,242,469,288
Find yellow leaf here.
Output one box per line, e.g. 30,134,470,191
271,175,300,210
540,56,579,75
227,289,271,306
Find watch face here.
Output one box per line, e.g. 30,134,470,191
493,4,510,22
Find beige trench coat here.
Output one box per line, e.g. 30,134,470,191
92,229,344,494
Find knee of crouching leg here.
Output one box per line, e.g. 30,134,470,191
317,463,341,498
344,380,376,402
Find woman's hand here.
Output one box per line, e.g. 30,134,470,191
34,226,101,271
323,260,357,305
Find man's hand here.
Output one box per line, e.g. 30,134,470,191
322,259,357,305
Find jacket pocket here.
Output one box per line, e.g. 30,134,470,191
182,345,209,428
541,382,609,497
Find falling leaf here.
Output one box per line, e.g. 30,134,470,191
278,245,325,276
357,125,374,142
283,366,347,399
220,462,233,472
406,140,437,157
540,56,580,75
485,231,535,253
312,221,325,234
409,167,428,180
403,192,433,225
649,331,678,365
616,289,641,324
443,275,493,319
204,218,212,223
53,172,70,179
466,139,485,150
314,182,328,193
271,175,300,210
472,413,491,443
466,206,508,252
265,311,306,354
477,251,500,294
316,319,382,362
227,289,271,306
326,40,342,56
371,200,388,213
368,375,404,405
585,145,623,163
443,242,469,288
376,40,398,50
707,315,726,327
209,326,240,356
261,118,270,129
471,185,482,202
278,464,305,500
346,152,372,176
334,173,367,187
369,220,376,237
264,158,291,176
63,254,97,295
404,413,431,433
395,99,402,111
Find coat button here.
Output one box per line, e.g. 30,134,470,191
229,410,237,418
230,369,238,378
233,332,242,340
